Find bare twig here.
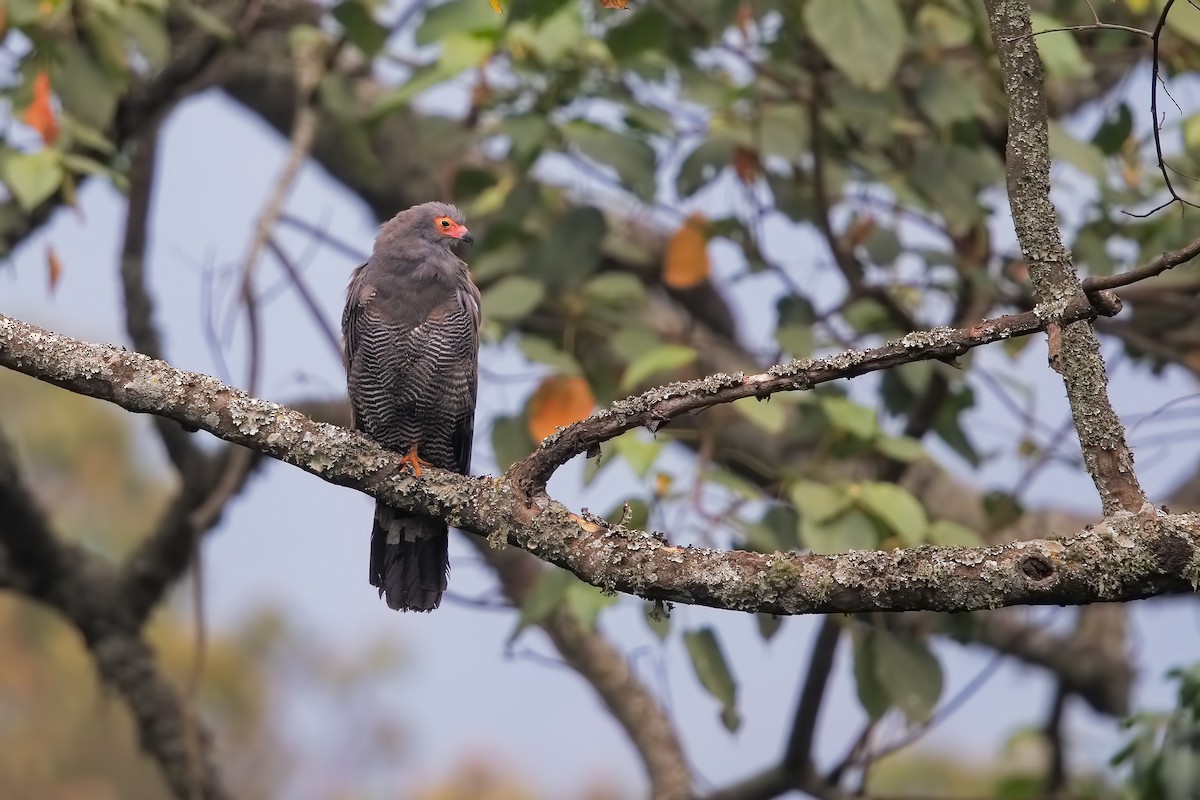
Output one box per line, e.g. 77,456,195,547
1081,233,1200,293
1043,681,1070,795
709,618,844,799
266,237,343,360
474,543,692,799
227,33,326,393
784,618,842,777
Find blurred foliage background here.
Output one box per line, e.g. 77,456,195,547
3,0,1200,797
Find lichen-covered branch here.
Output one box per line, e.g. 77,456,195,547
3,313,1198,616
986,0,1146,515
509,294,1118,491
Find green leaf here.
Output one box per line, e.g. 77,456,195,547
482,275,546,324
508,567,574,644
935,386,980,466
800,507,880,554
51,45,124,130
440,31,495,72
610,431,663,477
1166,0,1200,46
175,0,236,40
370,64,451,117
536,206,607,286
776,295,815,357
60,118,116,155
676,137,732,199
517,336,582,375
875,629,943,723
565,580,617,630
644,601,670,640
804,0,907,92
1185,114,1200,155
916,65,981,127
526,3,585,65
1029,14,1093,80
1049,120,1106,182
416,0,503,45
756,613,783,642
757,104,809,163
1093,103,1133,156
333,0,391,57
874,435,926,462
856,482,928,546
683,627,740,732
562,122,657,200
582,272,647,306
60,154,115,179
853,628,891,721
790,479,849,524
503,114,552,164
605,7,671,61
820,396,878,440
927,519,984,547
2,151,64,211
491,415,534,471
620,344,697,391
914,5,973,49
731,396,787,435
122,7,170,67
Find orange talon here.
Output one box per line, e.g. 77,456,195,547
399,444,433,477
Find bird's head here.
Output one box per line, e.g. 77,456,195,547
401,201,474,250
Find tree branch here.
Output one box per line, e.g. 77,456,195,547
3,314,1198,616
469,541,692,799
986,0,1147,516
509,294,1119,491
0,430,228,799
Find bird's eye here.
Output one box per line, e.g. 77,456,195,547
439,219,450,228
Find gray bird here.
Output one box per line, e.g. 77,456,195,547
341,202,480,612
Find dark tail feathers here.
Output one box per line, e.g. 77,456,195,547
369,503,449,612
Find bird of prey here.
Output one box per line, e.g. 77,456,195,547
341,202,480,612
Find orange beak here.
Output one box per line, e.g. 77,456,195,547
446,221,473,244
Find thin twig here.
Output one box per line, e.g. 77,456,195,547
228,36,327,393
1081,233,1200,293
266,237,343,360
510,293,1120,491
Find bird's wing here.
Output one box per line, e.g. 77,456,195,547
451,282,482,474
343,265,481,473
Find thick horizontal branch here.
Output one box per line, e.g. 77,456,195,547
510,293,1120,490
4,314,1199,616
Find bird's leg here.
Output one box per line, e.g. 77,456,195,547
398,444,434,477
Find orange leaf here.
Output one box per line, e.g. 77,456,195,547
663,213,711,289
46,246,62,293
24,71,58,145
731,145,759,184
528,375,595,441
488,0,503,12
600,0,630,8
842,214,876,250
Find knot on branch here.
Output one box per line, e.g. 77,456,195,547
1019,553,1056,583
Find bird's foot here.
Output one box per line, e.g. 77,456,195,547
399,445,433,477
